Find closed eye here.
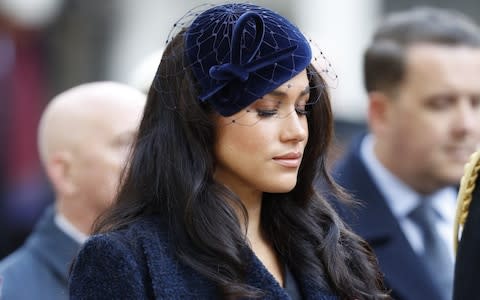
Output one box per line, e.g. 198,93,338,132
295,107,310,116
256,109,278,117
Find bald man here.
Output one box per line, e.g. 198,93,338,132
0,82,146,300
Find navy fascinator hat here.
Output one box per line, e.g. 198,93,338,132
183,3,312,116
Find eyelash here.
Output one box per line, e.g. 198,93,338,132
256,109,277,117
256,107,310,118
296,107,310,116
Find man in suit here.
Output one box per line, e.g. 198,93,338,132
0,82,146,299
333,7,480,300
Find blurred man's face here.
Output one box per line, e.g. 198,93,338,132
379,44,480,193
70,100,144,215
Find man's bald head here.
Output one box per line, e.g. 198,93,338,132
38,82,146,233
38,82,145,165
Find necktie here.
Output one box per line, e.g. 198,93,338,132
409,199,453,300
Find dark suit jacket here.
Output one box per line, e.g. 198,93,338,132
0,205,80,300
69,215,338,299
453,168,480,300
332,135,442,300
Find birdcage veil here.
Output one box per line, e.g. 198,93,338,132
153,2,337,124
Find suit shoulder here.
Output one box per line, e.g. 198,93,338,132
0,247,52,298
0,246,39,278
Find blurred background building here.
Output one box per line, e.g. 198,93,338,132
1,0,479,258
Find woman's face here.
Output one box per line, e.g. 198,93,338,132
213,70,310,198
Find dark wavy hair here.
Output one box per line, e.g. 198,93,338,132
93,33,388,299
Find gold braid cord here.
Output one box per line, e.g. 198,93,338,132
454,151,480,254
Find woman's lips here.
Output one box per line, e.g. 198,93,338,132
273,152,302,168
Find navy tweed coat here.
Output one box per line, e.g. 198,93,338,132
69,216,338,299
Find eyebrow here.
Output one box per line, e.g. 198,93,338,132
268,85,310,99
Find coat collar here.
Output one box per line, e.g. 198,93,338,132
138,216,338,299
245,248,338,300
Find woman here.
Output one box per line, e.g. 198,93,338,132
69,3,388,299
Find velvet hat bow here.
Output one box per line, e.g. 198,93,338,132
185,3,312,116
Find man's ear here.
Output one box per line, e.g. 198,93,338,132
44,151,76,197
367,91,392,136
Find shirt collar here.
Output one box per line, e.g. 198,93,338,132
54,213,88,244
360,134,456,221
